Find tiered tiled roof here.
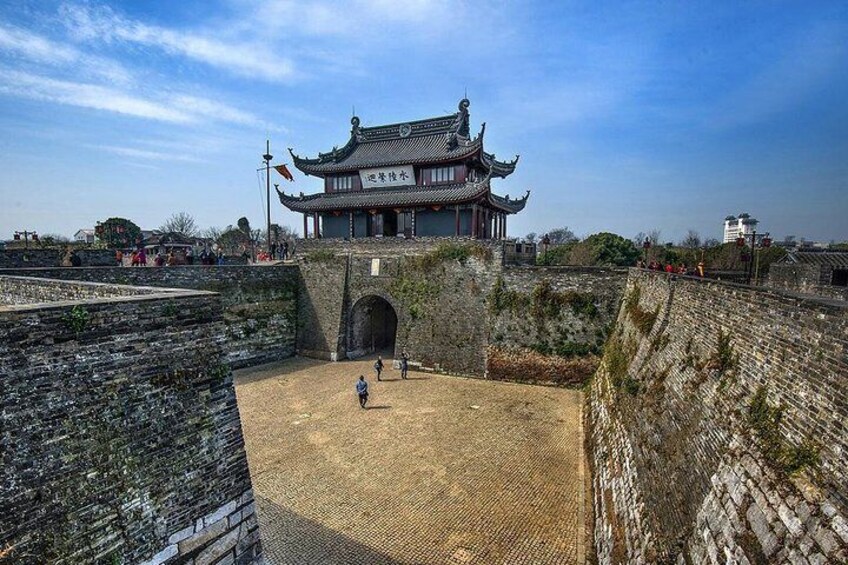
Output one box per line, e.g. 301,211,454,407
289,98,518,178
278,177,490,213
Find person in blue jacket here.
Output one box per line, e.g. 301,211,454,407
356,375,369,409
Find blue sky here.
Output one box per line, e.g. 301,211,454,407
1,0,846,242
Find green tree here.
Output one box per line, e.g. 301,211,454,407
96,217,142,249
571,232,639,266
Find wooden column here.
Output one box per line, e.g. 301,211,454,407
313,214,319,239
503,214,507,239
349,212,354,239
303,213,308,239
455,207,460,236
411,209,416,237
471,205,477,239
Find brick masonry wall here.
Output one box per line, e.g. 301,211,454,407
0,291,262,564
295,257,349,360
0,266,298,369
589,269,848,563
769,263,848,301
0,248,115,268
293,243,502,374
346,249,501,375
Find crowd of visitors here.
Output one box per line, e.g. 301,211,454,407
636,259,706,277
112,240,291,267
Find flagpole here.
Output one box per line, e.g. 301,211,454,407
263,140,273,254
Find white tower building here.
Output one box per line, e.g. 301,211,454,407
723,213,759,243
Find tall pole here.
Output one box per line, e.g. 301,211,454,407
263,140,273,253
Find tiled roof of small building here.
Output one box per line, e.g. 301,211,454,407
781,250,848,268
289,98,518,178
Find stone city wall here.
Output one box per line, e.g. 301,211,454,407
487,267,627,386
294,241,501,375
589,269,848,563
0,290,262,564
769,263,848,301
345,243,500,375
0,248,115,268
0,266,299,369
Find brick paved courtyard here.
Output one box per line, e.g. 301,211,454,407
235,357,586,565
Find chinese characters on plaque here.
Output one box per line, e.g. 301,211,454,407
359,165,415,189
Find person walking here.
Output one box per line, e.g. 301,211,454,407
374,356,384,382
138,248,147,266
400,350,409,380
356,375,369,409
115,249,123,266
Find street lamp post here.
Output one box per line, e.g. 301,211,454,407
736,231,771,285
13,230,38,249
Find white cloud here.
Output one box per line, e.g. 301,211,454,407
0,69,192,122
88,144,206,162
0,68,266,127
60,3,296,82
0,22,131,84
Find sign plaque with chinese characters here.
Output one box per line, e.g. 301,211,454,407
359,165,415,189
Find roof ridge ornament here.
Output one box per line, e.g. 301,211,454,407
454,97,471,138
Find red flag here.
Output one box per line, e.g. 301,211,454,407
274,164,294,181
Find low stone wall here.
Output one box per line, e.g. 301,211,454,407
0,275,168,306
0,290,262,564
297,236,505,260
0,266,298,369
0,248,115,268
589,269,848,563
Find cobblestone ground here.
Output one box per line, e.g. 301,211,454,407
235,357,586,565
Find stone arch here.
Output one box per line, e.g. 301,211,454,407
346,294,399,359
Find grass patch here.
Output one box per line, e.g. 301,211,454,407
748,385,821,477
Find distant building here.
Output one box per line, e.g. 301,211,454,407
74,229,96,244
768,250,848,301
723,213,759,243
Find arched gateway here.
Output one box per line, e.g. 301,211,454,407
347,295,398,359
